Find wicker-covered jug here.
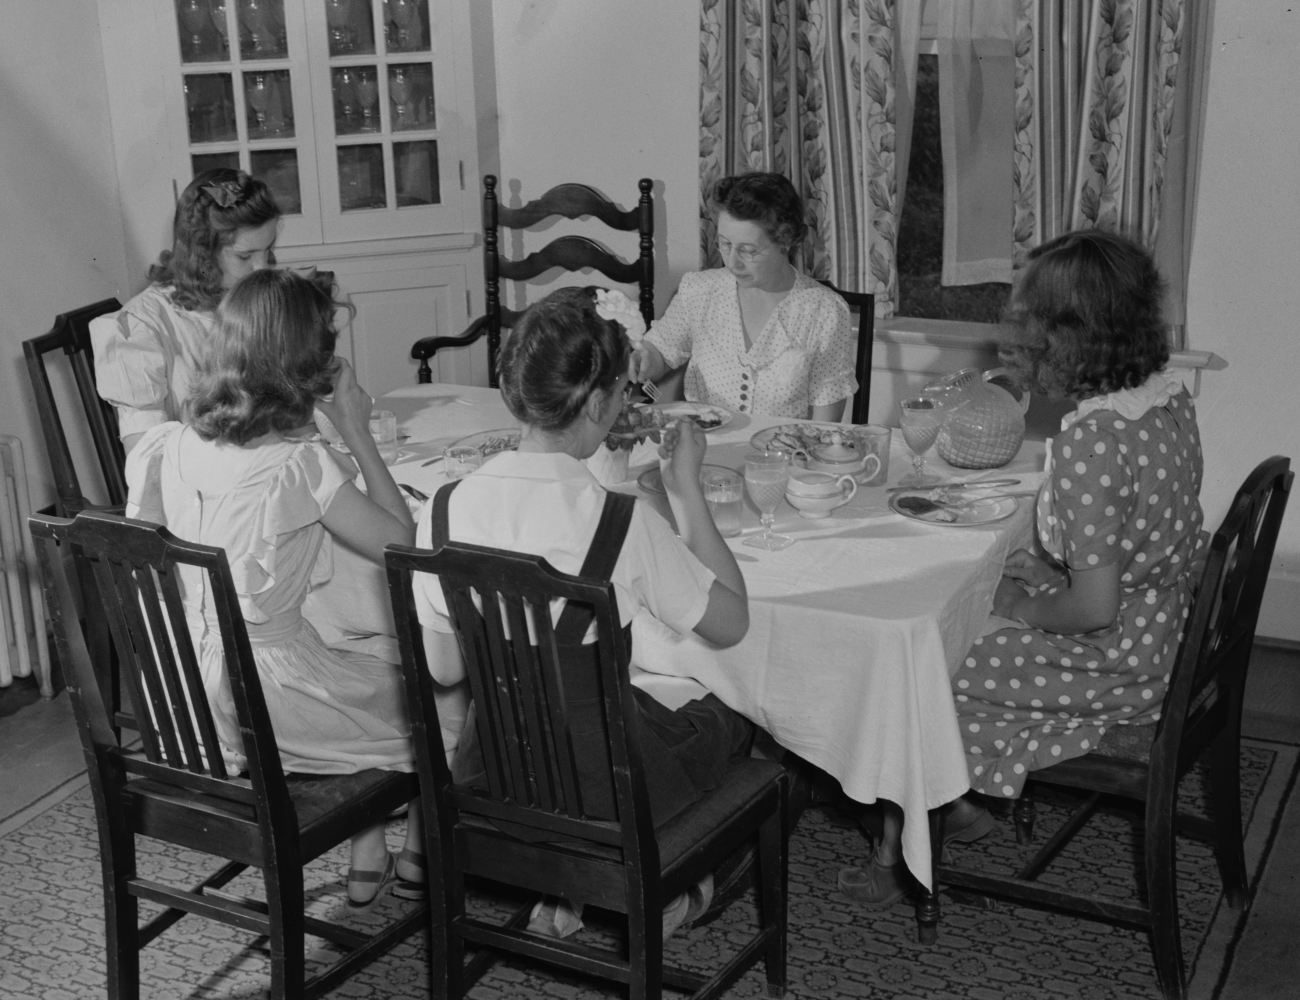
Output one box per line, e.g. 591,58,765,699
923,368,1030,469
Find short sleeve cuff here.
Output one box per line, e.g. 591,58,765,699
116,406,169,440
810,373,859,408
642,329,689,369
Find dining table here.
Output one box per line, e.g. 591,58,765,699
307,382,1047,894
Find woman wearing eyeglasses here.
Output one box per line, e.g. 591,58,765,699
627,172,857,420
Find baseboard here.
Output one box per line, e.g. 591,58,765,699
1257,573,1300,645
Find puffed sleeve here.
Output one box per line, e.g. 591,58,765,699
229,441,350,615
91,293,177,439
124,422,182,523
805,290,859,408
643,271,708,368
1052,421,1136,571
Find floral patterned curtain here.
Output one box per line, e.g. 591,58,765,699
698,0,922,317
1013,0,1187,259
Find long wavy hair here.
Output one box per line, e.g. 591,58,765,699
187,270,345,445
498,286,630,432
149,169,281,313
999,229,1169,401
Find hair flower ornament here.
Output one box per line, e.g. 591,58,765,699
594,288,646,344
202,179,244,209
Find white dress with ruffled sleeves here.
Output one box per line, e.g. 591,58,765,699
125,422,413,775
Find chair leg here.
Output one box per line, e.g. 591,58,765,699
914,808,942,945
1209,726,1249,907
1145,799,1187,1000
103,828,140,1000
432,873,467,1000
756,807,787,998
627,880,663,1000
1013,785,1036,844
265,863,306,1000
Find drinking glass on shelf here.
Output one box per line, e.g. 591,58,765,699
354,71,379,132
210,0,230,53
389,67,411,129
898,397,943,487
178,0,208,54
325,0,352,52
742,452,793,551
246,73,270,135
444,446,482,480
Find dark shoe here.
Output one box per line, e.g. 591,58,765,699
838,853,912,909
941,800,996,846
392,847,426,901
347,851,395,909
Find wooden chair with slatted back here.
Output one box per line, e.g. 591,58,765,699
817,282,875,424
23,298,126,516
32,511,424,1000
385,539,788,1000
935,455,1293,1000
412,175,654,387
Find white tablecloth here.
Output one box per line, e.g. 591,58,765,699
314,384,1044,888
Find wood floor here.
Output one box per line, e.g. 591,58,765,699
2,641,1298,998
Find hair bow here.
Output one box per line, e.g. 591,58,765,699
202,180,243,209
594,288,646,344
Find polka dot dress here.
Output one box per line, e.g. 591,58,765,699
954,392,1207,799
642,269,858,419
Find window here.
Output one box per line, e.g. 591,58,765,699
895,54,1010,324
165,0,465,245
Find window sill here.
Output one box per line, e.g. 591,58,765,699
877,317,1216,378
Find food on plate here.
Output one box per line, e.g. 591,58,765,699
477,433,520,457
896,495,958,522
605,404,669,450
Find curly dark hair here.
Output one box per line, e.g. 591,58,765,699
998,229,1169,401
148,168,282,313
498,286,630,433
187,269,346,445
713,172,808,251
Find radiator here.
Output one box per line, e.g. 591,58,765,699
0,435,52,697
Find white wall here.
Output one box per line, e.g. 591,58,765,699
1186,2,1300,641
0,2,130,510
486,0,701,316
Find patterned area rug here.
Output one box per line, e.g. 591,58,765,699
1,739,1294,1000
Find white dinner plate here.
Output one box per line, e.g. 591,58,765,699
750,422,850,455
650,401,734,432
450,427,521,457
889,490,1019,526
636,463,736,496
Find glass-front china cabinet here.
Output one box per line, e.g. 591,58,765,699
98,0,485,390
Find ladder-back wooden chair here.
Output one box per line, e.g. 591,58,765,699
23,298,126,516
412,175,654,387
935,455,1293,1000
817,283,876,424
33,511,424,1000
386,538,788,1000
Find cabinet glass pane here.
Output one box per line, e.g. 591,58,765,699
383,0,429,53
394,140,438,207
237,0,287,60
250,148,302,214
325,0,376,56
388,64,434,131
337,144,386,210
184,74,238,143
331,67,381,135
244,70,295,139
175,0,228,62
192,152,241,176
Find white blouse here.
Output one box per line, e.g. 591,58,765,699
413,451,716,643
91,284,215,440
643,269,857,419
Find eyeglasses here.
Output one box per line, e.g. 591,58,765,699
716,235,776,264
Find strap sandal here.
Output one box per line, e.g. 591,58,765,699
838,852,912,909
392,847,427,901
346,851,395,909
